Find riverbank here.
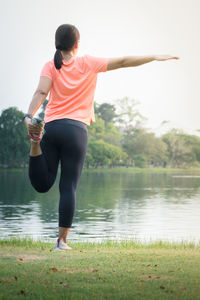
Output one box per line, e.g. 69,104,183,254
0,237,200,299
2,166,200,173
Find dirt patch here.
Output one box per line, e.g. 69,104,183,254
59,268,99,274
1,254,47,261
138,274,172,280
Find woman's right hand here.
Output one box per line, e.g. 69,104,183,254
154,55,180,61
24,117,44,137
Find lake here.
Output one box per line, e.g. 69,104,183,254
0,169,200,244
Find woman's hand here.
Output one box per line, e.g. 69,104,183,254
24,117,44,137
154,55,180,61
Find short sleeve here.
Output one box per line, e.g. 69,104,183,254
40,61,53,80
83,54,108,73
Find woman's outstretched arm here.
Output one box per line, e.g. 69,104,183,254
107,54,180,71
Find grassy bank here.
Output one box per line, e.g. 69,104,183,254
0,237,200,300
2,166,200,174
82,167,200,173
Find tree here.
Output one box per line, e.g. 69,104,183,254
38,99,48,120
95,102,117,126
85,139,128,168
121,125,168,167
0,107,29,167
87,113,105,140
114,96,148,128
162,129,194,168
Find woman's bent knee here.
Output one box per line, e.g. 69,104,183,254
31,183,51,193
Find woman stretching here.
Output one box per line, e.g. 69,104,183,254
24,23,179,251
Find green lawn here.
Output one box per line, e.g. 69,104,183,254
0,237,200,299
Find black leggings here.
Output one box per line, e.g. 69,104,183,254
28,118,88,228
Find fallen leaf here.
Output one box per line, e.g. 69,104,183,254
160,286,165,289
50,267,58,272
19,258,23,261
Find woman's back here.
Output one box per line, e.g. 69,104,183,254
40,54,108,125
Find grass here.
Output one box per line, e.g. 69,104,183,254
2,166,200,174
0,237,200,300
83,167,200,173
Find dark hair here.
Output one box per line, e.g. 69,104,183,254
54,24,80,70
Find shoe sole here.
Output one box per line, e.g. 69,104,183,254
30,118,45,142
54,247,72,251
54,247,64,251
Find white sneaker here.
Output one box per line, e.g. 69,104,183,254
29,118,45,143
54,238,72,251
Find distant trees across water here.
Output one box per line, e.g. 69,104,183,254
0,97,200,169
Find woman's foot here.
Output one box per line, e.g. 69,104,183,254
54,238,72,251
28,118,45,142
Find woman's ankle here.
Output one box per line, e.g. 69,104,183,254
30,141,42,156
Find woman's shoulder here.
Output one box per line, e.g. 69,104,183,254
41,59,54,71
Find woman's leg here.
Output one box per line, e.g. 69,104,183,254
58,122,88,243
28,124,60,193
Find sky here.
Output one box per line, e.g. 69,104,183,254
0,0,199,136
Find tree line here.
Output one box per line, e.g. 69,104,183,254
0,97,200,169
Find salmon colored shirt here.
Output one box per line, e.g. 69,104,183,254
40,54,109,126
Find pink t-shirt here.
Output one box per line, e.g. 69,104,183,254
40,54,109,126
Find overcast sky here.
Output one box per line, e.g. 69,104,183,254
0,0,199,136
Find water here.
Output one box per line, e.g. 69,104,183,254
0,169,200,244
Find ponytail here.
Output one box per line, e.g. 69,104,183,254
54,24,80,70
54,48,63,70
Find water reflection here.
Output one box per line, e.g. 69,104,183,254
0,169,200,244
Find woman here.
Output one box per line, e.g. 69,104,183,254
24,24,179,251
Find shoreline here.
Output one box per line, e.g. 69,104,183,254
1,166,200,173
1,236,200,249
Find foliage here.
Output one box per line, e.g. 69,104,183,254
95,102,117,126
113,96,148,128
0,107,29,167
1,97,200,169
84,139,128,168
161,129,196,168
38,99,48,120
